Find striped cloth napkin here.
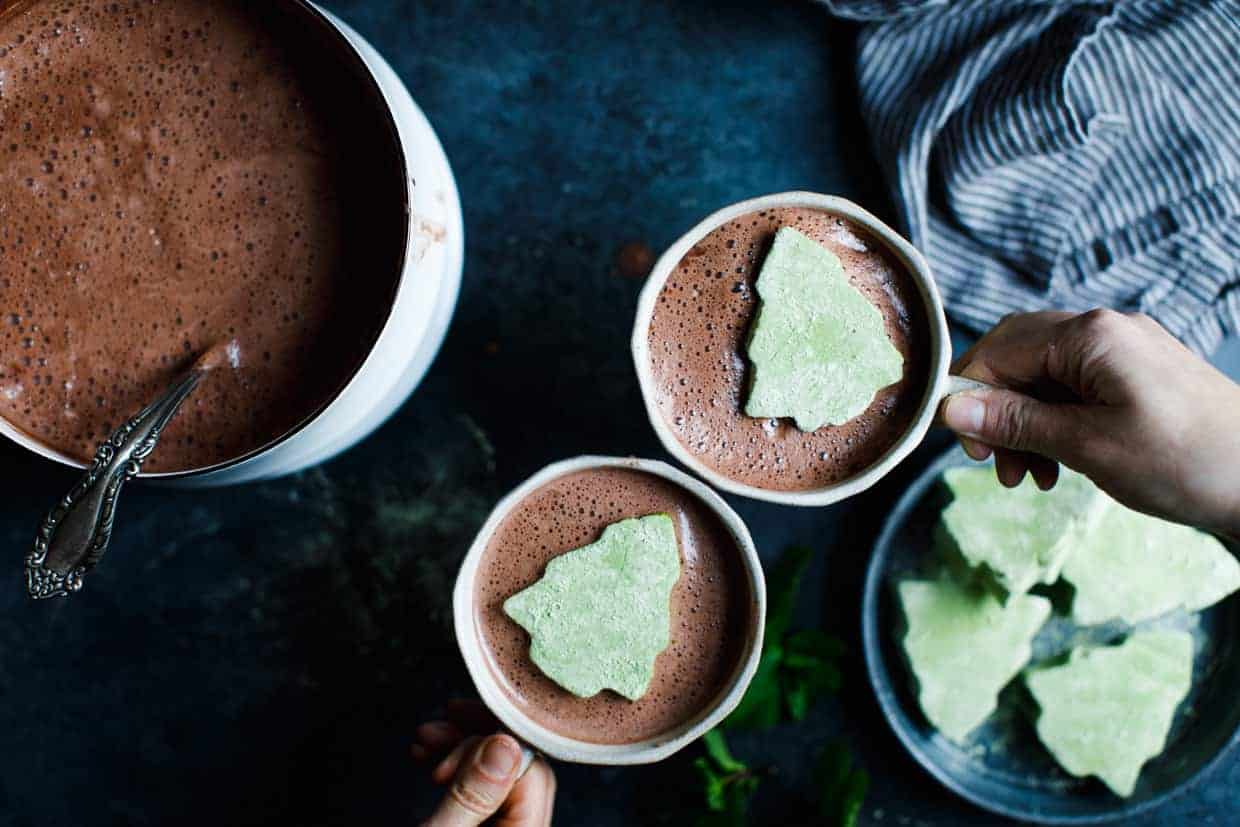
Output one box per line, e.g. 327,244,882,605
823,0,1240,354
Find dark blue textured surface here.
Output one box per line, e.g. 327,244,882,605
2,1,1235,825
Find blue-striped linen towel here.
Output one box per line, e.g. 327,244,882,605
823,0,1240,355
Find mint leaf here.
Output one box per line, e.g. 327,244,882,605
785,654,843,689
785,672,814,721
785,646,842,717
727,778,757,823
693,757,729,812
723,645,783,729
688,547,862,826
785,665,842,722
786,628,845,661
784,635,842,719
725,547,847,730
766,545,814,641
838,770,869,827
702,729,746,774
692,730,761,826
817,741,869,827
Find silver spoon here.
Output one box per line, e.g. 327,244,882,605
24,345,230,600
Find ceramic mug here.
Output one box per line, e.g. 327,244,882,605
0,1,464,487
453,455,767,765
631,191,985,507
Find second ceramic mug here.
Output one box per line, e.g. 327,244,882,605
453,455,767,765
631,191,984,507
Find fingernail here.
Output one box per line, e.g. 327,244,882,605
960,437,992,462
477,736,519,779
944,394,985,436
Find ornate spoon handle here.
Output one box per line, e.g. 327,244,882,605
25,368,206,600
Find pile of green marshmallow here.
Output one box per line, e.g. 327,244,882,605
899,465,1240,797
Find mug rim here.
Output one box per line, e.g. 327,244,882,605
630,191,954,507
0,0,411,481
452,454,767,765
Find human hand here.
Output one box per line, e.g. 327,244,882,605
940,309,1240,538
413,699,556,827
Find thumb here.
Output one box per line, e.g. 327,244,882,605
423,735,523,827
941,389,1083,459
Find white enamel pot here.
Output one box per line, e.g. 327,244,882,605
0,2,463,487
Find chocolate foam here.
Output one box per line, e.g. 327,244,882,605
473,466,754,745
0,0,403,471
645,207,931,491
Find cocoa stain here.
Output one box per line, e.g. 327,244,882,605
615,240,655,280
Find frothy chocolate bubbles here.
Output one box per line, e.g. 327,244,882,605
0,0,404,471
646,207,932,492
473,467,755,745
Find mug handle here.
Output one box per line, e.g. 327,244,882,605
514,740,539,777
941,373,998,398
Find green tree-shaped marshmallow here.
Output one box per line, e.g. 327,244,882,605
1025,631,1193,798
745,227,904,431
504,514,681,700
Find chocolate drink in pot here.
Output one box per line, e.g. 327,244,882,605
0,0,405,472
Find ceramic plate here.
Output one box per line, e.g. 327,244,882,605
862,445,1240,823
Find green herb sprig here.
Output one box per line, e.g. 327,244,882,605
685,546,868,826
691,730,769,826
816,740,870,827
724,546,844,729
